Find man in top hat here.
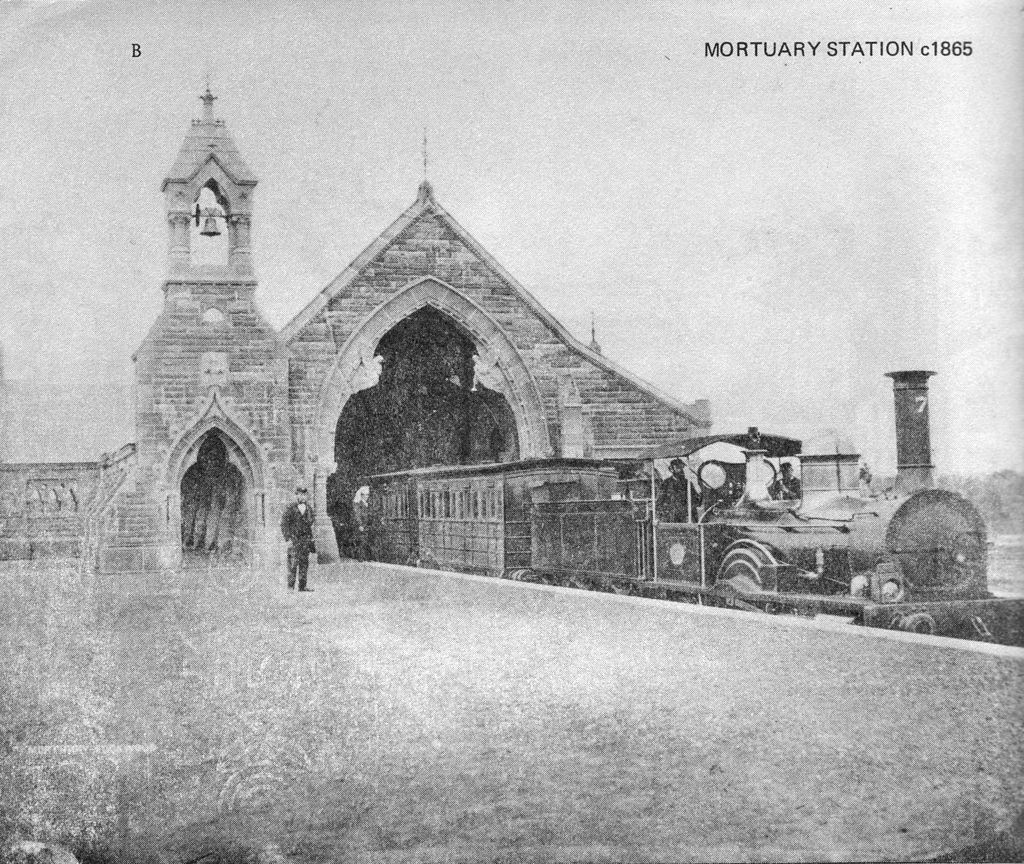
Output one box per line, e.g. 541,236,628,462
656,458,694,523
281,486,316,591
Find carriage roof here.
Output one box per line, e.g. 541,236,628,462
637,429,802,460
362,457,617,485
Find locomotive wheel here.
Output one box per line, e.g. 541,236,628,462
713,580,762,612
504,568,534,582
716,542,777,594
900,612,937,635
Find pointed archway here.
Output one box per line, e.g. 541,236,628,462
311,277,551,560
180,431,247,561
326,306,522,555
164,391,269,566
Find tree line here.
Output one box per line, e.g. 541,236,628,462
868,471,1024,536
936,470,1024,536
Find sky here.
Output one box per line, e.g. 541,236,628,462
0,0,1021,473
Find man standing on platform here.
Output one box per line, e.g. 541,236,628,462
281,486,316,592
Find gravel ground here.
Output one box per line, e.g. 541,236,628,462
1,558,1022,863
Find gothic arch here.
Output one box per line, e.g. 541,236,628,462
166,391,267,491
162,393,270,561
187,159,244,217
312,277,552,468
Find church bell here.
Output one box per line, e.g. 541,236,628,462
200,214,221,237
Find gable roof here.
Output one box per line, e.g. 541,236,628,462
281,182,707,427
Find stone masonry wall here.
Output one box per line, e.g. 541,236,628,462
287,209,702,462
101,281,291,572
0,463,101,560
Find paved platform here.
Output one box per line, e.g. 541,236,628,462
2,558,1022,862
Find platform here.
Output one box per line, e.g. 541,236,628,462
2,558,1022,862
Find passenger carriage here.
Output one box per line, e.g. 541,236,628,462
365,459,617,576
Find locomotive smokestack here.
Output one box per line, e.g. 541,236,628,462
885,370,936,495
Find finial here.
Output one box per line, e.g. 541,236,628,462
417,128,435,202
200,80,217,123
589,313,602,354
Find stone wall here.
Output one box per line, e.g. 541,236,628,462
287,199,708,468
0,462,99,559
99,281,291,573
0,444,136,561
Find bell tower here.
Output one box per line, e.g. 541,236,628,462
102,87,291,575
162,86,258,283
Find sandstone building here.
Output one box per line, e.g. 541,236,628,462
0,89,709,573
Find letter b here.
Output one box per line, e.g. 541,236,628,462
131,43,141,57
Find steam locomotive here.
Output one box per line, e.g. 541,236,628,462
364,372,1024,647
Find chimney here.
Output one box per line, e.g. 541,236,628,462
0,344,6,463
885,370,936,495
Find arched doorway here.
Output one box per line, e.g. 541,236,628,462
328,307,519,556
180,431,248,562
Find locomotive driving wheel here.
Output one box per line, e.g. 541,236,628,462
715,541,777,596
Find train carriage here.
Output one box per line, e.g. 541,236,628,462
365,459,617,577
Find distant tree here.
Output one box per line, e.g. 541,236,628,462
863,471,1024,536
937,470,1024,536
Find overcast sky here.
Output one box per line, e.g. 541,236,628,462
0,0,1021,473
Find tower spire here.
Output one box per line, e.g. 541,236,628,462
589,313,602,354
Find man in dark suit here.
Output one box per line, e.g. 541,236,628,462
769,462,802,501
281,486,316,591
656,458,695,523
